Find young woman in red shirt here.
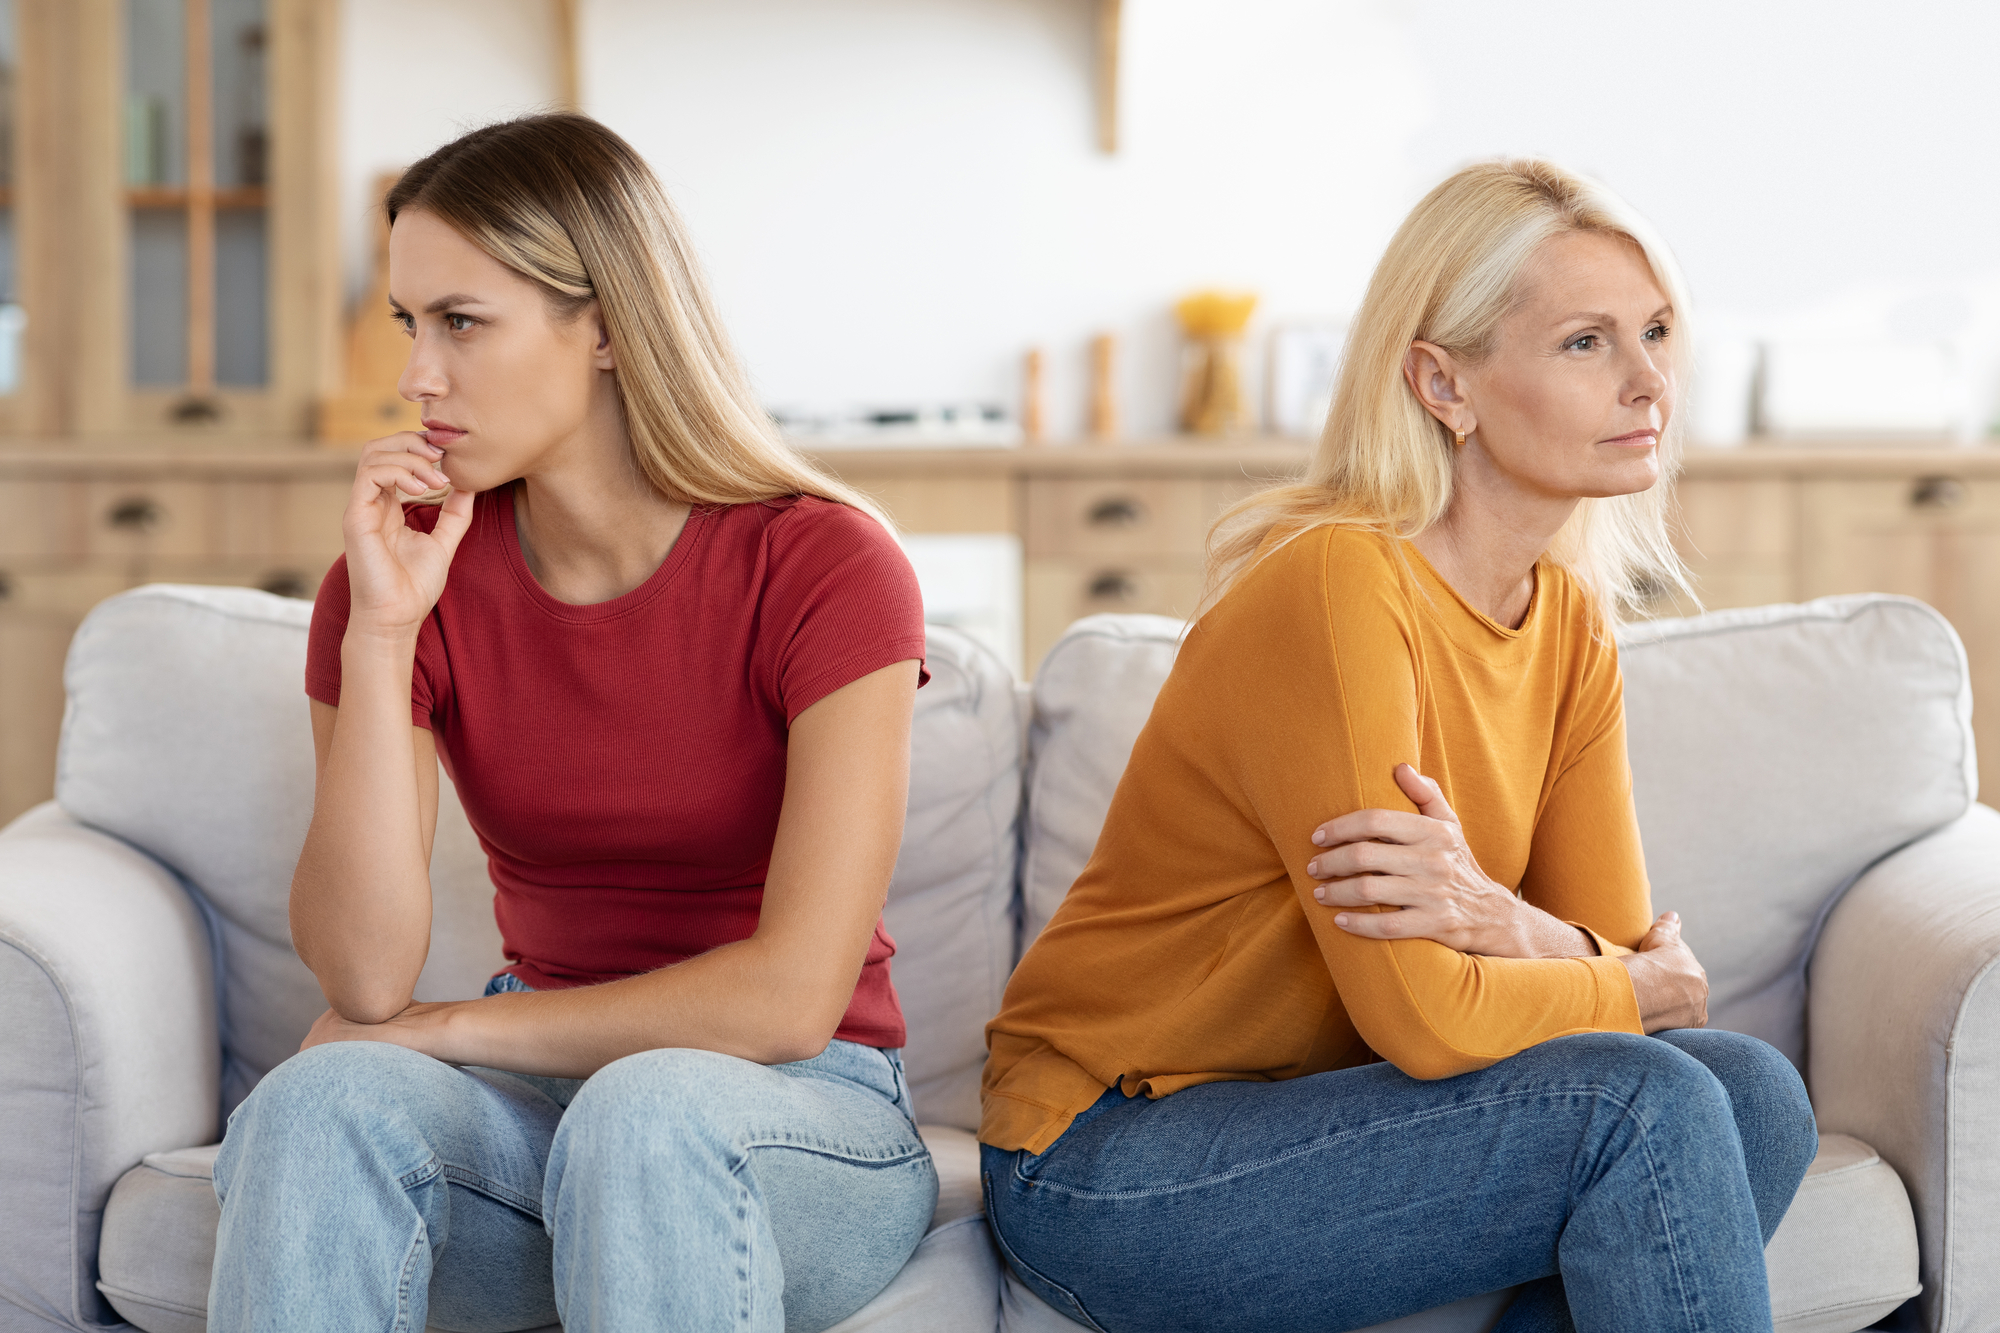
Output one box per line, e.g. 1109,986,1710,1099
206,115,937,1333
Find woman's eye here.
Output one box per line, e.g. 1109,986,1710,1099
391,312,414,337
1644,324,1671,343
447,314,475,333
1567,334,1599,352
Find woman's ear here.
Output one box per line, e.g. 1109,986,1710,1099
587,302,616,372
1402,340,1474,437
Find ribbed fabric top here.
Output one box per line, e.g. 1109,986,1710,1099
982,527,1651,1153
307,489,928,1047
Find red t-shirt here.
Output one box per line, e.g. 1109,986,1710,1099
305,489,927,1047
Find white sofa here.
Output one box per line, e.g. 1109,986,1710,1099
0,584,1991,1333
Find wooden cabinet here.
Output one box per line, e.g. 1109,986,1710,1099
1668,451,2000,802
815,445,1303,672
0,447,352,821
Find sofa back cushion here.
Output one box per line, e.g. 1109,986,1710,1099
58,585,1018,1129
1618,594,1974,1064
1021,596,1975,1069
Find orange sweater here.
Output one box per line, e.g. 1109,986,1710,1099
981,527,1653,1153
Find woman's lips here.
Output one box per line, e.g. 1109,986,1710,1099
1601,430,1658,446
420,422,466,446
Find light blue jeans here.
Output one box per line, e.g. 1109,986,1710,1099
209,977,938,1333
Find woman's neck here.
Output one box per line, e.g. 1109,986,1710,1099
1410,446,1578,630
510,399,691,606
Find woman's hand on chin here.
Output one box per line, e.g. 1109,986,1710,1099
1305,763,1592,960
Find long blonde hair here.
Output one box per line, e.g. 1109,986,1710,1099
385,115,888,524
1205,159,1693,625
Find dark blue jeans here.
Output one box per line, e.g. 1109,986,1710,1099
982,1030,1816,1333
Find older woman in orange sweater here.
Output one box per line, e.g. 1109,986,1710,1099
981,160,1817,1333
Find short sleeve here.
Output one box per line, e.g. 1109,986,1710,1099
758,500,928,723
304,512,444,731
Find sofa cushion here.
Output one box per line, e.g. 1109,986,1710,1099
1021,615,1183,944
1766,1134,1921,1333
58,586,1018,1129
1618,595,1975,1064
96,1125,989,1333
995,1133,1916,1333
881,627,1022,1130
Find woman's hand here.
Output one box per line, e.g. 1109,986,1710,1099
342,431,475,640
1305,763,1592,959
1618,911,1709,1033
300,1000,459,1059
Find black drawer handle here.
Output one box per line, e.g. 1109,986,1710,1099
107,497,163,532
1912,477,1965,510
1087,497,1145,528
258,571,309,600
1087,570,1139,601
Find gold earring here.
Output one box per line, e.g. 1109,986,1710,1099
1454,426,1466,447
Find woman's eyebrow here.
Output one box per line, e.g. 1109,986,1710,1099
1551,304,1674,326
422,293,485,314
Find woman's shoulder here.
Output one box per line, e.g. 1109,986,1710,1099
1230,523,1411,612
712,495,916,594
714,494,895,549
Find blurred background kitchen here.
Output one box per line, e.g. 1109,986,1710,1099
2,0,1997,823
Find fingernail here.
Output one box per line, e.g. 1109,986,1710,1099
1334,914,1351,927
1314,888,1327,903
1312,830,1327,847
1306,859,1319,877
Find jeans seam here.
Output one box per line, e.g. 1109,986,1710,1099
1022,1083,1632,1201
984,1167,1112,1333
439,1162,545,1218
391,1223,427,1333
1631,1106,1707,1332
737,1136,931,1167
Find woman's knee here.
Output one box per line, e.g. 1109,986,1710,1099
552,1048,764,1169
1655,1029,1818,1176
217,1042,450,1192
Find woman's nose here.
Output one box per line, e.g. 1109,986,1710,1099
397,335,445,403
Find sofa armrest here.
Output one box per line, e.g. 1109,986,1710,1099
1808,803,2000,1333
0,803,221,1333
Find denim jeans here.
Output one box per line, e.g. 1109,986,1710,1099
210,975,938,1333
983,1029,1816,1333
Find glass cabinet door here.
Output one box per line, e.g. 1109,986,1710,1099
125,0,267,406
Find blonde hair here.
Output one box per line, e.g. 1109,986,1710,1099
385,115,889,524
1204,158,1693,626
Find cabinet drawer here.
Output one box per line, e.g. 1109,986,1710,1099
1024,556,1203,674
1026,478,1211,558
0,476,353,563
828,474,1017,534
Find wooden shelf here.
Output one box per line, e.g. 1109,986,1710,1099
125,185,270,210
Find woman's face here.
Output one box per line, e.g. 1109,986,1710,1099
388,207,613,493
1415,230,1674,503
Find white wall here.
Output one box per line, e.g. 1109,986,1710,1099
339,0,2000,440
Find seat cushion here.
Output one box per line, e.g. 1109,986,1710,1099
1767,1134,1921,1333
96,1124,990,1333
995,1134,1916,1333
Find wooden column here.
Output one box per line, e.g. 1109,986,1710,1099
185,0,216,394
552,0,580,112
